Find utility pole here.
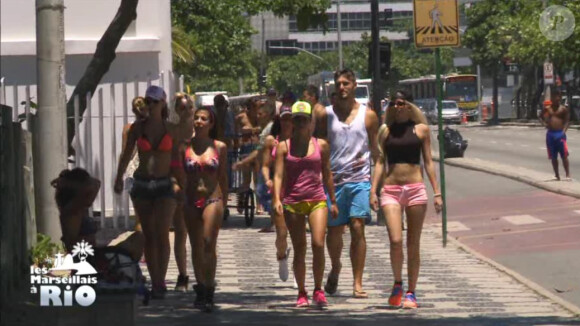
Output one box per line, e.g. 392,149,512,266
337,0,343,70
435,48,448,247
371,0,382,115
260,13,266,91
34,0,66,242
477,64,482,121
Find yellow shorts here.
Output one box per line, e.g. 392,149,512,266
283,200,327,215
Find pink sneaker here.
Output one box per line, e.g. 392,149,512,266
313,289,328,307
296,291,309,307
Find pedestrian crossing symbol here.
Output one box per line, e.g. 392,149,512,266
413,0,460,48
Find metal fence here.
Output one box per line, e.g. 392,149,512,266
0,72,185,230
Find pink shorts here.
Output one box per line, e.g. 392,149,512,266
380,183,428,207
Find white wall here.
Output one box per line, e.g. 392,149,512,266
0,0,174,222
0,0,173,84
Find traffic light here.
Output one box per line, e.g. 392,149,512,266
257,71,267,89
369,42,391,78
379,42,391,77
384,9,393,27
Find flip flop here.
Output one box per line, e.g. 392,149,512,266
353,290,368,299
324,264,341,295
324,274,338,295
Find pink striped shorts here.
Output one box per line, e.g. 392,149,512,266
380,182,428,207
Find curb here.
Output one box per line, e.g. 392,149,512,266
444,233,580,317
432,155,580,200
458,122,580,130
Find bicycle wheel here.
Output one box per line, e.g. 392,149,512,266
244,189,255,226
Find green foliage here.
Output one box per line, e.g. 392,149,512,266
506,0,580,70
463,0,512,72
30,233,64,268
266,32,456,97
171,0,330,95
464,0,580,70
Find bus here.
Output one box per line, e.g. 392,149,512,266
308,71,372,106
399,74,479,120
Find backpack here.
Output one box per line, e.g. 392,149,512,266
441,127,468,158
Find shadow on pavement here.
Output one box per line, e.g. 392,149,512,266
137,291,580,326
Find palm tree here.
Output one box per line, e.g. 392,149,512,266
172,25,196,64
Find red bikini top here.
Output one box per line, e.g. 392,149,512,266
137,133,173,152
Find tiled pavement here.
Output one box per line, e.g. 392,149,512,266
137,215,580,326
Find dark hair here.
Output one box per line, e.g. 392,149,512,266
248,96,262,110
214,94,228,107
305,85,319,101
195,107,218,139
552,89,562,96
52,168,91,208
281,90,296,105
270,116,281,138
334,68,356,84
161,102,169,120
394,90,413,102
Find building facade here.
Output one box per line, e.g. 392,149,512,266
1,0,172,89
251,1,412,53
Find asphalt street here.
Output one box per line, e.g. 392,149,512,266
423,165,580,308
431,125,580,179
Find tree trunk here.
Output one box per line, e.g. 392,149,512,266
66,0,139,155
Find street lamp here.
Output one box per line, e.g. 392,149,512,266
267,46,325,61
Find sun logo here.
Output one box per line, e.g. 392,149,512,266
72,240,94,262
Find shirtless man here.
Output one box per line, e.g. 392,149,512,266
540,89,571,180
235,97,262,210
303,85,325,135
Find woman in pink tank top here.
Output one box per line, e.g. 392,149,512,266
273,101,338,308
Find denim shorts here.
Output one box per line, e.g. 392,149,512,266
327,181,371,227
256,174,272,214
130,177,174,201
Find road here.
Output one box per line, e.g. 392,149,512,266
431,125,580,178
423,165,580,308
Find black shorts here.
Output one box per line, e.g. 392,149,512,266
130,177,174,201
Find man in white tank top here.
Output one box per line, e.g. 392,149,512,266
313,68,380,298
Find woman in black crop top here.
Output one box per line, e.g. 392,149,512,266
370,90,442,309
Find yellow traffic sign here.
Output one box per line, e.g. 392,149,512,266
413,0,460,48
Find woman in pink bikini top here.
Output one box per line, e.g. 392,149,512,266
179,106,227,311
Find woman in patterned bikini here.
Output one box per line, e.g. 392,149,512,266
179,105,227,312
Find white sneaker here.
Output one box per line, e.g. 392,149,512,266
278,248,290,282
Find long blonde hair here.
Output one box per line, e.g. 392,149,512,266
377,95,428,163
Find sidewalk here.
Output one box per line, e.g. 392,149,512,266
137,215,579,326
432,153,580,200
460,120,580,130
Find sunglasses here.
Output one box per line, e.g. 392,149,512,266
395,101,406,106
145,97,160,105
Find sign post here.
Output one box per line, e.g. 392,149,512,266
413,0,460,247
544,61,554,85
